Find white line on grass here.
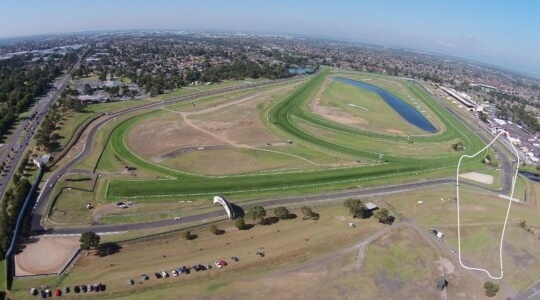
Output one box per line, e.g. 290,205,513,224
456,130,520,279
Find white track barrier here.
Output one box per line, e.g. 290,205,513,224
456,130,520,279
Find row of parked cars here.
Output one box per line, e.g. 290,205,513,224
30,283,106,297
127,257,240,285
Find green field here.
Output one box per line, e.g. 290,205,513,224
95,67,485,200
317,79,429,135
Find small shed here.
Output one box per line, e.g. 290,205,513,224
364,202,378,211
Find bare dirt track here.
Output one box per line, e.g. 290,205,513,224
459,172,494,185
15,236,80,276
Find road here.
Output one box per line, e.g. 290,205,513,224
0,50,86,201
514,281,540,300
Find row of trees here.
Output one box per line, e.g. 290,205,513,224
0,172,32,259
0,53,77,141
35,109,62,152
232,205,318,230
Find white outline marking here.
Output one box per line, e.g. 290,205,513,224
456,130,520,279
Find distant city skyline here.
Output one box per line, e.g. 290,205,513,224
1,0,539,77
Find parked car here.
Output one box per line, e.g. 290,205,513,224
192,265,200,272
231,256,239,262
81,285,87,293
141,274,149,281
73,285,81,293
197,264,206,271
161,271,169,278
154,272,162,279
40,289,46,298
171,270,178,276
63,287,70,293
215,261,222,268
219,260,228,267
205,264,212,269
348,222,356,228
127,279,134,285
29,288,37,296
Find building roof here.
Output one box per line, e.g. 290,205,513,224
365,202,378,210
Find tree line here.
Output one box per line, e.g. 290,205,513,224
0,53,77,141
0,160,34,259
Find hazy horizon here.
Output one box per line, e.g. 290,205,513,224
1,0,539,77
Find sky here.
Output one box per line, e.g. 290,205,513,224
1,0,539,77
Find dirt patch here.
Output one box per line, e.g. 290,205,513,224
15,236,80,276
127,116,222,160
441,257,455,274
310,78,369,127
459,172,494,185
386,128,406,135
503,241,538,268
374,270,403,293
92,203,119,223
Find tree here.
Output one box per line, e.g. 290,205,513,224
246,206,266,224
209,224,223,235
483,281,499,297
183,230,194,240
301,206,319,220
273,206,290,220
235,217,246,230
436,276,448,290
343,199,367,218
373,208,391,224
79,231,100,254
83,83,93,95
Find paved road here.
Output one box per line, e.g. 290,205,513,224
514,281,540,300
42,177,502,235
0,51,86,201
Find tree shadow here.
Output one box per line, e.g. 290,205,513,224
241,224,254,230
260,217,279,225
284,213,297,220
97,242,122,257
